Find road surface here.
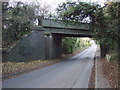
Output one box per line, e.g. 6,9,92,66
3,45,97,88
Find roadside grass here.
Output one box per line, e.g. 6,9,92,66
101,58,118,88
2,59,62,80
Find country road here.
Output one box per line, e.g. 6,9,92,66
3,45,97,88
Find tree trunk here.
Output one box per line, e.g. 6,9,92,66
100,44,108,58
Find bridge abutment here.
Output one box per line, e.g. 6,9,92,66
3,29,46,62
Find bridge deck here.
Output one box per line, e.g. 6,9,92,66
42,19,90,30
34,19,92,37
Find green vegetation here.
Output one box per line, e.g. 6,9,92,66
56,1,119,59
2,2,36,46
62,37,90,54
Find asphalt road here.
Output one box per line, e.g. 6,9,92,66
3,45,97,88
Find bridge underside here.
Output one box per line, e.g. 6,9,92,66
34,27,92,37
51,33,92,37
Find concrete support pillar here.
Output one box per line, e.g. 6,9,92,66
45,35,52,59
52,34,62,59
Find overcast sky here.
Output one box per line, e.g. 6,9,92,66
10,0,106,12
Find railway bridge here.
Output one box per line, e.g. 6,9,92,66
5,19,93,62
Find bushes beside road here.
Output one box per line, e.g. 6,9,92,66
62,37,91,54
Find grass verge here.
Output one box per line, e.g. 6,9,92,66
2,59,62,80
101,58,118,88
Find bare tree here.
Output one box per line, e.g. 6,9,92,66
33,0,51,18
28,0,51,26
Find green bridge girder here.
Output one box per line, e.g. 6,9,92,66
34,19,92,37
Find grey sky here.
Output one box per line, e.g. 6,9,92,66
10,0,107,12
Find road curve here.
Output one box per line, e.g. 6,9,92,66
3,45,97,88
